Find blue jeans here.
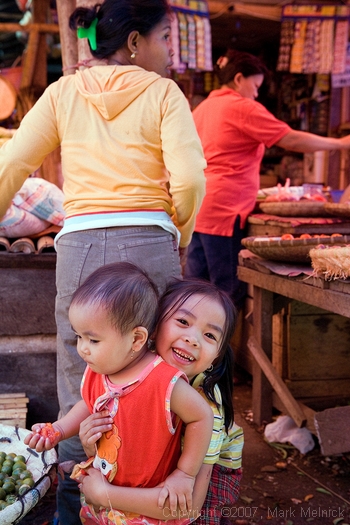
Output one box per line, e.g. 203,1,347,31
55,226,182,524
184,218,247,308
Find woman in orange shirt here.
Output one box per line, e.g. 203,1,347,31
185,49,350,309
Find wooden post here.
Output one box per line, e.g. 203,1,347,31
56,0,78,75
31,0,50,88
20,28,40,88
248,335,306,428
77,0,96,65
251,286,274,425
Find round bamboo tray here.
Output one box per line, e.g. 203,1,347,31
242,234,350,263
259,201,328,217
324,202,350,218
0,423,57,524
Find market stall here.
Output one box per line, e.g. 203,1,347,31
237,249,350,454
236,180,350,455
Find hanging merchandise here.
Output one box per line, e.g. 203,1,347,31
290,20,307,73
277,4,350,75
169,1,213,72
332,20,349,74
170,13,185,72
187,15,197,69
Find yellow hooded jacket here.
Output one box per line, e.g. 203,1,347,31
0,65,206,247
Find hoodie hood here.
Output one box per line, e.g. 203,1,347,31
74,65,161,120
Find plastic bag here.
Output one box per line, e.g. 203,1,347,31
264,415,315,454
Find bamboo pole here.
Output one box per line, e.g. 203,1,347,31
0,22,59,33
20,29,40,88
56,0,78,75
77,0,95,65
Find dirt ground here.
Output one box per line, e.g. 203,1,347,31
18,372,350,525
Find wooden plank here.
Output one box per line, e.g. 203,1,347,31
288,313,350,381
0,419,26,428
0,404,27,410
286,379,350,398
0,393,26,398
251,288,274,425
315,406,350,455
0,409,27,417
0,22,59,33
248,335,306,427
237,266,350,318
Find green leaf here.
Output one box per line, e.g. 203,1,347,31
316,487,332,496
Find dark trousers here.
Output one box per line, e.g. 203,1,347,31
184,217,247,309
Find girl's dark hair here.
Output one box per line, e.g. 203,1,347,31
157,278,238,432
215,49,268,86
70,262,159,336
69,0,172,59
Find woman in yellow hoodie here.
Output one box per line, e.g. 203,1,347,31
0,1,206,522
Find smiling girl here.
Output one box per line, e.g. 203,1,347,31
79,278,244,525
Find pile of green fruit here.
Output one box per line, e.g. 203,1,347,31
0,451,35,511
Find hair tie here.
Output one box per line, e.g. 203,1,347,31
77,18,98,51
216,56,228,69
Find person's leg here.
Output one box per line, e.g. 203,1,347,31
194,465,242,525
199,219,247,308
184,232,210,281
55,226,182,524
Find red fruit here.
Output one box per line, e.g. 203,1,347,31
281,234,294,240
37,423,60,444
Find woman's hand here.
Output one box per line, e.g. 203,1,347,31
79,410,113,457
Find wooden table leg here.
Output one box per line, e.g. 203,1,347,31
251,285,274,425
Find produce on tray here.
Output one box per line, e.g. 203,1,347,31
0,451,35,511
264,178,327,203
280,233,342,241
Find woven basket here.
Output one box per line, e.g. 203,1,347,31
0,423,57,524
324,202,350,218
310,244,350,280
242,235,350,263
259,201,328,217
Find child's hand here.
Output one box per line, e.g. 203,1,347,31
79,410,113,457
24,423,61,452
157,468,195,514
79,467,110,509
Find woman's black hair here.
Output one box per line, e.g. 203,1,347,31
157,278,238,432
215,49,268,86
69,0,172,59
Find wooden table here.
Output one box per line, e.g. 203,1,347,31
237,252,350,425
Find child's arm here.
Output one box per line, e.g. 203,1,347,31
78,462,213,521
158,378,213,513
24,400,90,452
